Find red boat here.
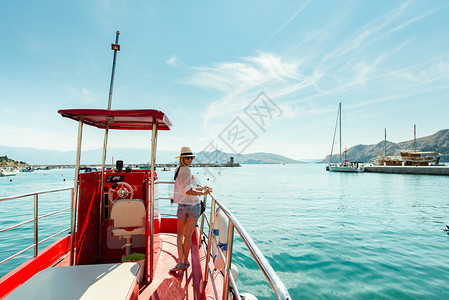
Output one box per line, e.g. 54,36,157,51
0,33,291,300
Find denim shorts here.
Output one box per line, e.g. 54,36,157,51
177,203,201,220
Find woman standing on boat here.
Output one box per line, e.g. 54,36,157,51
171,147,212,271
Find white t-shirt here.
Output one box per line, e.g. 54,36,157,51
174,166,200,205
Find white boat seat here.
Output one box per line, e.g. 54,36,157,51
5,263,140,300
110,199,146,236
110,199,146,256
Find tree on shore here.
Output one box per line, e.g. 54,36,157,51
0,155,28,168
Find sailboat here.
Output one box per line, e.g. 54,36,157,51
371,126,440,167
327,103,365,173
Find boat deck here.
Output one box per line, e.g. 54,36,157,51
53,232,220,299
140,233,204,299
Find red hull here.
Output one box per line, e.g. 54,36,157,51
0,235,71,298
0,218,220,299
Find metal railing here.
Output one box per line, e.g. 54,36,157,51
202,192,292,300
155,181,175,202
155,181,177,218
1,182,290,299
0,187,73,266
156,180,290,299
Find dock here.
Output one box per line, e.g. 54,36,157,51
364,165,449,176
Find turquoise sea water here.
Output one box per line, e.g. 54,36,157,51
0,169,73,277
1,164,449,299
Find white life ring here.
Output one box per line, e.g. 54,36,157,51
230,263,239,281
240,293,258,300
212,208,229,270
211,238,225,270
214,208,229,252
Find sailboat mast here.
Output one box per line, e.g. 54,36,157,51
414,124,416,152
384,128,387,156
339,102,342,164
101,30,120,172
329,105,339,165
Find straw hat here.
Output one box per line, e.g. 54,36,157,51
176,146,196,158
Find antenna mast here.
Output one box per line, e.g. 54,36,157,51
108,31,121,110
99,31,121,260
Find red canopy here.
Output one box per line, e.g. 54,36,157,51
58,109,172,130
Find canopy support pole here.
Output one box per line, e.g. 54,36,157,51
70,119,83,266
149,120,158,281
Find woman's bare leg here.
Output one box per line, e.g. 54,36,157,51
177,218,187,263
182,217,198,264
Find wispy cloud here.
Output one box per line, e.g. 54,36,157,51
186,52,301,92
324,1,449,65
324,2,412,61
372,3,449,44
185,46,449,139
183,52,328,141
260,0,311,49
393,55,449,84
179,1,449,156
166,55,177,67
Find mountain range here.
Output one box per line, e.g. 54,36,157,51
3,129,448,165
0,146,303,165
195,150,303,165
323,129,449,163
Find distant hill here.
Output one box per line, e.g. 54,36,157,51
322,129,449,163
0,146,302,165
195,150,303,164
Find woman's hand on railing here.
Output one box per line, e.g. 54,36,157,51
200,186,213,195
187,186,213,196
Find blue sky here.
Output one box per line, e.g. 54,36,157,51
1,1,449,160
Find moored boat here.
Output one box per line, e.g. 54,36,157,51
328,162,365,173
371,126,441,167
327,103,364,173
0,168,19,177
0,32,291,300
371,150,440,166
20,166,34,172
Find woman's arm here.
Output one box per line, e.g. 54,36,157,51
186,186,212,196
